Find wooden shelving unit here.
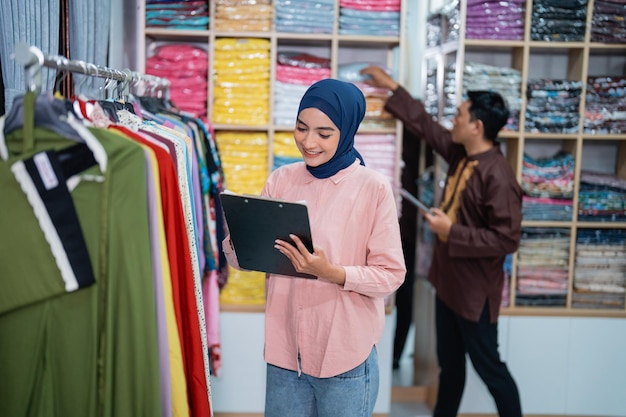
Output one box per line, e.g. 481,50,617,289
421,0,626,318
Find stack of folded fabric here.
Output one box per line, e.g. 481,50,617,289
426,9,443,47
215,131,268,195
423,65,439,119
573,229,626,310
441,62,458,128
212,38,270,126
275,0,335,34
584,76,626,134
146,43,209,120
216,130,269,305
338,0,401,36
591,0,626,43
463,62,522,131
525,79,582,133
516,228,570,307
578,171,626,222
272,131,302,170
531,0,588,42
521,151,575,221
443,0,461,43
273,52,331,126
145,0,209,30
354,133,396,186
465,0,525,40
214,0,272,32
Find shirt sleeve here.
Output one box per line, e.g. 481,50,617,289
221,236,244,270
447,171,522,258
384,86,457,162
342,182,406,298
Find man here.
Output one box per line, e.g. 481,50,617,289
361,65,523,417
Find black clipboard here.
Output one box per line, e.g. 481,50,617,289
219,192,316,279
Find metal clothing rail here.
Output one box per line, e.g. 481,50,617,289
12,42,169,98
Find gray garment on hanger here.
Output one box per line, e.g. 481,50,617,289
3,93,84,143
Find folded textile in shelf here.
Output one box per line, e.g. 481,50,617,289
423,66,439,119
516,228,570,307
354,133,396,186
274,0,335,34
463,61,522,131
272,131,302,170
584,76,626,134
426,0,460,45
530,0,588,42
338,0,401,36
212,38,270,125
525,79,582,133
273,52,331,126
146,0,209,30
465,0,525,41
521,150,575,220
591,0,626,43
214,0,272,32
573,229,626,309
522,196,573,221
215,125,269,306
578,170,626,222
215,131,268,195
146,43,209,120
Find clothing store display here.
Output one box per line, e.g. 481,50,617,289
274,52,331,126
212,38,270,126
463,62,522,131
591,0,626,43
146,44,209,121
214,0,272,32
574,229,626,309
274,0,335,34
465,0,524,40
426,0,460,46
0,48,226,416
272,131,302,170
516,228,570,306
521,151,575,221
584,76,626,134
578,170,626,222
531,0,588,42
146,0,209,30
339,0,401,36
525,79,582,134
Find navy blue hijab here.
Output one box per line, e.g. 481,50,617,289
297,79,366,179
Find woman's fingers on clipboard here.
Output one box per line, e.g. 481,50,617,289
276,234,321,274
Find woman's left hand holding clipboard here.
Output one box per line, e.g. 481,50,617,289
275,234,346,285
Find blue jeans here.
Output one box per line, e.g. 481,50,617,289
265,347,379,417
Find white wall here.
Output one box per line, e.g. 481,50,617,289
460,316,626,416
211,310,396,414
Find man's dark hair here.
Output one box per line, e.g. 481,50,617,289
466,90,509,142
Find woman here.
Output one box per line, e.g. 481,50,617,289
223,78,405,417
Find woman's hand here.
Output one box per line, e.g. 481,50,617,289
274,234,346,284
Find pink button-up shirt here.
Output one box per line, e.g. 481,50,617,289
224,160,405,378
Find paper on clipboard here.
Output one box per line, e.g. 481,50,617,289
219,191,316,279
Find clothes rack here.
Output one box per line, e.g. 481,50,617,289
12,42,169,99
